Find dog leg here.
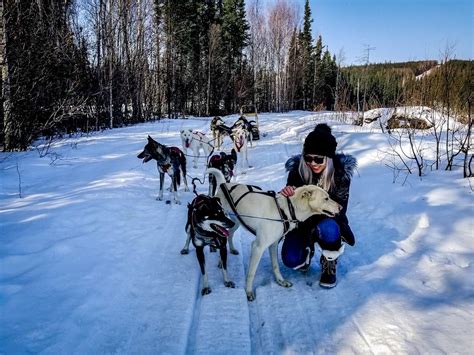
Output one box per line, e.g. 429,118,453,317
245,240,266,301
196,246,211,295
181,231,191,255
182,171,189,192
228,235,239,255
227,226,239,255
157,172,165,201
244,149,250,170
172,177,180,204
193,147,198,169
219,247,235,288
269,242,292,288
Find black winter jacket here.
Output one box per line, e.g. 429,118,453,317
285,153,357,246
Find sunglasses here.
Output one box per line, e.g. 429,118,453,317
303,155,326,164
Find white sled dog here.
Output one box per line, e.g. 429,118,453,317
205,167,342,301
231,126,250,174
180,129,213,168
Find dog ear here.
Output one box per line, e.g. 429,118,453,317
180,129,184,133
147,135,157,144
301,189,312,199
231,149,237,161
294,186,315,201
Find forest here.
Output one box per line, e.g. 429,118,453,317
0,0,472,151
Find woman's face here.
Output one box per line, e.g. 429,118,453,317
303,154,327,174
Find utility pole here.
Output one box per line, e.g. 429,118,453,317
361,44,375,122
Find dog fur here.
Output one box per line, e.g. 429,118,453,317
210,116,233,150
205,167,342,301
180,129,213,168
232,116,254,147
183,194,236,295
231,126,250,174
207,150,238,196
137,135,189,204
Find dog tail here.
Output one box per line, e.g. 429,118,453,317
205,167,226,187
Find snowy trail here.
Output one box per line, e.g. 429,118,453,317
1,111,472,354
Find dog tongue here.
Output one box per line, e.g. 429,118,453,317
214,225,229,237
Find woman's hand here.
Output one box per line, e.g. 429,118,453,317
280,185,296,197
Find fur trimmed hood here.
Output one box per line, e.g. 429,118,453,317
285,153,357,246
285,153,357,207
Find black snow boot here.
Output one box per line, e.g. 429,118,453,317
319,255,337,288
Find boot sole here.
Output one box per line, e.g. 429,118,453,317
319,281,337,288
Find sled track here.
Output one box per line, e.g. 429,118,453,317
184,231,252,354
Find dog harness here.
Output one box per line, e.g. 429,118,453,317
219,183,298,237
189,195,226,248
234,135,245,152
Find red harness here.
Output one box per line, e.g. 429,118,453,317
235,135,245,152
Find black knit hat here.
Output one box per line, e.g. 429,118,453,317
303,123,337,158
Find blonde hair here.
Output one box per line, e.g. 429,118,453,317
298,150,336,192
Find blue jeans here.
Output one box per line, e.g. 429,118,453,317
282,218,341,269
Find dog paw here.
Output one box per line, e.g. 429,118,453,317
230,249,239,255
276,279,293,288
201,287,212,296
156,196,163,201
180,249,189,255
224,281,235,288
246,291,256,302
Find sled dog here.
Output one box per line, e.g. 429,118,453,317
182,194,236,296
210,116,233,150
232,116,254,147
180,129,213,168
207,150,238,196
206,167,341,301
231,126,250,174
137,135,189,204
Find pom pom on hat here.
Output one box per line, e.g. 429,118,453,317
303,123,337,158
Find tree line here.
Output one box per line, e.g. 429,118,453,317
0,0,471,151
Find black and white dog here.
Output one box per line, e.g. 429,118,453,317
210,116,233,150
137,135,189,204
207,150,237,196
232,116,254,147
183,194,236,296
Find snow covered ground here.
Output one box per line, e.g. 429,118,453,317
1,111,473,354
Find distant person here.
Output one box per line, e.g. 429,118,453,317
280,123,356,288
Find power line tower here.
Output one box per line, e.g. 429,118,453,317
356,44,376,123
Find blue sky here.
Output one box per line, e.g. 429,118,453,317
299,0,473,65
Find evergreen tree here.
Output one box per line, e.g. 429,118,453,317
299,0,313,110
287,28,303,109
220,0,249,112
312,35,323,107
